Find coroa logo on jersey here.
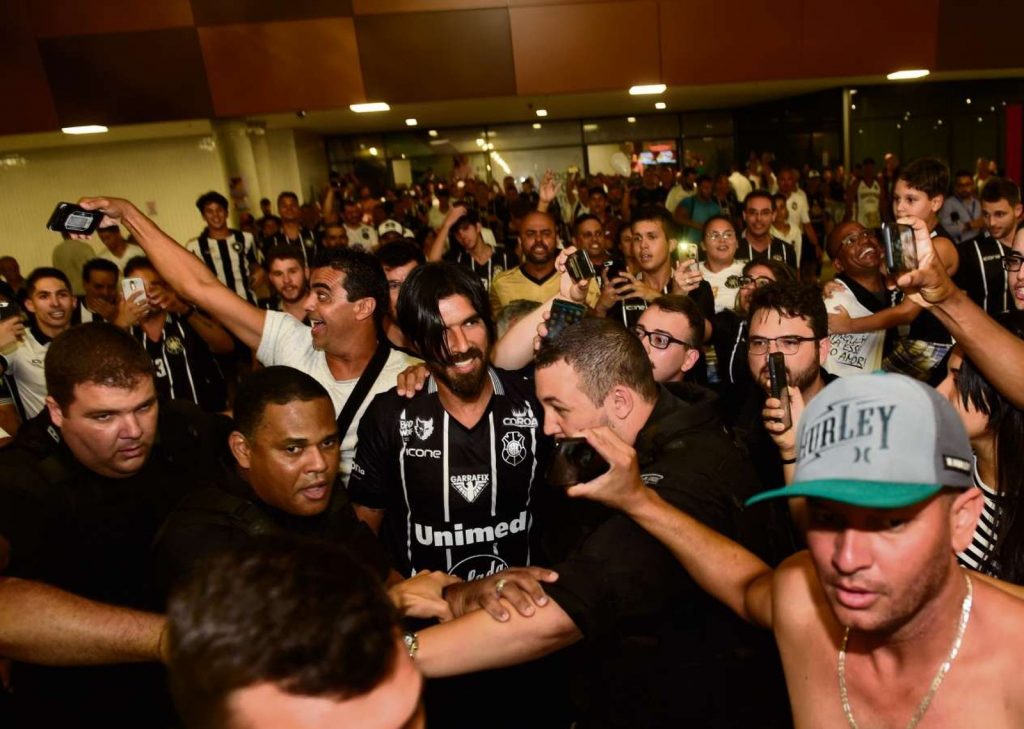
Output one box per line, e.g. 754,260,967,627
502,431,527,465
414,417,434,440
503,406,538,428
450,473,489,503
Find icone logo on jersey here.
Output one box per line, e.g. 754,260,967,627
405,447,442,459
502,406,538,428
450,473,489,503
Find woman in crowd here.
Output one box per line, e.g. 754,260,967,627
937,311,1024,582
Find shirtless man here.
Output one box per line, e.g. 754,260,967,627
569,372,1024,728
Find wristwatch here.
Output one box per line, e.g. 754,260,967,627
403,631,419,659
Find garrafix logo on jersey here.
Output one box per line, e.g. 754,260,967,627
450,473,490,503
503,406,538,428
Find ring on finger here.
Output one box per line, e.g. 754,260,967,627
495,578,507,595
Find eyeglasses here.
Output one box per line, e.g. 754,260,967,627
1001,254,1024,272
747,335,819,355
705,231,736,243
725,275,772,289
631,325,692,350
840,229,876,249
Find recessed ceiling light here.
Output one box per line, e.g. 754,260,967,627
368,147,378,156
886,69,929,81
654,102,666,110
536,109,548,117
629,84,666,95
965,98,971,105
61,125,108,135
428,129,438,137
532,123,542,129
350,102,390,113
627,117,636,123
583,123,599,132
405,118,417,126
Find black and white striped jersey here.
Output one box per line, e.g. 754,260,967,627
259,229,319,267
349,367,550,580
131,314,227,413
957,456,1001,575
186,230,258,303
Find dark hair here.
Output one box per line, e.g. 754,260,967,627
631,206,677,240
311,248,388,333
747,281,827,340
396,262,494,366
451,207,480,234
742,258,797,283
233,367,333,439
587,186,607,199
650,294,704,347
701,215,735,238
862,157,876,166
123,256,154,277
26,267,72,296
953,169,973,181
980,177,1021,208
535,318,658,407
167,536,399,729
898,157,949,199
277,191,299,206
573,213,601,236
46,322,155,409
954,311,1024,582
376,240,425,270
195,191,228,213
771,193,788,206
744,190,774,211
83,257,118,283
696,174,712,185
265,245,306,268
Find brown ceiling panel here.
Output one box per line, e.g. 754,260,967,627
660,0,801,86
802,0,937,78
356,9,515,102
200,19,364,116
353,0,504,13
31,0,194,38
936,0,1024,71
190,0,353,26
0,0,60,134
511,2,661,96
38,28,213,127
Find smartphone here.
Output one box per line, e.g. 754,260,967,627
546,437,609,488
121,277,147,301
46,202,104,236
544,299,586,342
767,352,793,431
603,260,627,283
566,249,597,283
0,300,22,321
675,241,699,263
881,222,917,275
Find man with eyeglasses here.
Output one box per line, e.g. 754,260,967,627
1006,235,1024,311
735,191,797,269
632,295,704,384
822,222,900,377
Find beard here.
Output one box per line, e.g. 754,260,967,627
431,346,489,399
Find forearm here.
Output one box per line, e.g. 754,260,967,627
624,489,772,627
186,311,235,354
843,299,917,333
933,289,1024,408
491,296,557,369
0,579,165,665
414,599,580,678
426,222,451,262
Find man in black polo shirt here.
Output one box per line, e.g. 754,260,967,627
735,190,797,268
409,318,786,728
0,322,222,727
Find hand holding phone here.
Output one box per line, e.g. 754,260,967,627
566,249,597,283
46,202,104,236
544,299,586,343
547,437,610,487
767,352,793,431
881,222,918,275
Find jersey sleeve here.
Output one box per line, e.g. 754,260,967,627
256,310,309,367
347,392,398,509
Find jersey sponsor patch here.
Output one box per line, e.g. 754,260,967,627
399,417,413,443
450,473,490,503
502,430,527,465
405,447,442,459
414,416,434,440
502,406,538,428
448,555,510,581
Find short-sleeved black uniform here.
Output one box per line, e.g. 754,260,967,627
540,385,790,728
953,230,1015,316
349,367,550,580
735,232,797,269
0,401,225,728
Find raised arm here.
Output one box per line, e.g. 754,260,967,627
0,577,166,665
567,427,775,628
426,205,467,262
78,198,266,349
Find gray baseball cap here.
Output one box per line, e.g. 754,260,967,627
746,373,973,509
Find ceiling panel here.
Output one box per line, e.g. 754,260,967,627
353,0,504,13
30,0,194,37
936,0,1023,71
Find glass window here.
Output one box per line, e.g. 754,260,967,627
583,115,680,144
681,111,734,137
682,136,734,173
487,121,581,151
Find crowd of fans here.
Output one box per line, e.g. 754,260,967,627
1,148,1024,729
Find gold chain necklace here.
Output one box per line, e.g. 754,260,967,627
837,571,973,729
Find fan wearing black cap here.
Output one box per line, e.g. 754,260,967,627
569,373,1024,728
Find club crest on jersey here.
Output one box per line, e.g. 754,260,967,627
414,417,434,440
450,473,489,503
232,241,243,253
399,418,413,443
503,406,538,428
502,431,527,466
165,336,185,355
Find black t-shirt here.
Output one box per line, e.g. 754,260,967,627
349,367,551,579
953,232,1012,316
131,313,227,412
735,233,797,269
444,245,519,292
541,386,790,728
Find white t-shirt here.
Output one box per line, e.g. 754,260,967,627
785,190,810,260
856,180,882,229
98,243,145,273
345,224,379,251
256,311,413,482
770,224,802,250
728,172,752,203
699,261,745,313
1,328,50,418
824,280,886,377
